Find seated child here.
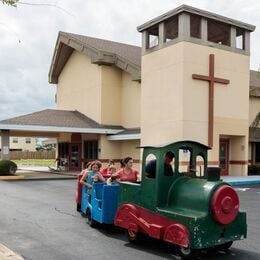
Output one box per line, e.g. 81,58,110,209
106,172,120,185
80,161,105,192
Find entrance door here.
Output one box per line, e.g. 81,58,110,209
219,139,229,176
69,143,81,171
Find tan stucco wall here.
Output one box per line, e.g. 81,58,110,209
56,51,102,123
57,51,141,128
100,67,141,127
229,136,248,176
58,133,71,143
141,41,249,175
141,43,184,146
99,135,121,161
98,136,141,170
249,97,260,126
100,66,122,125
121,72,141,128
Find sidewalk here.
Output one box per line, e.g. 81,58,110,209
0,166,78,181
0,244,24,260
222,175,260,186
1,166,260,184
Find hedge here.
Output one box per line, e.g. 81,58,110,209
0,160,18,175
248,165,260,175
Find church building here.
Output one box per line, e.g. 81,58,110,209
0,5,259,176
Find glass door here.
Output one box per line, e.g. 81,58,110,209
69,143,81,171
219,139,229,176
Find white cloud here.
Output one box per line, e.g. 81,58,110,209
0,0,259,120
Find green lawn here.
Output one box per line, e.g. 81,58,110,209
12,159,55,167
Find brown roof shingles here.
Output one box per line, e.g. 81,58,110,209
0,109,123,130
64,32,141,67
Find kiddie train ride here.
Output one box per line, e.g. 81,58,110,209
75,141,246,258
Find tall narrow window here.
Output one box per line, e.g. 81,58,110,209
58,142,69,158
84,140,98,159
147,26,159,48
164,16,178,42
190,14,201,38
208,19,231,46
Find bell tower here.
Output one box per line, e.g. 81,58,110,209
138,5,255,175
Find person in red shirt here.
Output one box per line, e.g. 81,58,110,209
117,157,140,182
100,159,115,178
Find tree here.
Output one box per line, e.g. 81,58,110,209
1,0,18,7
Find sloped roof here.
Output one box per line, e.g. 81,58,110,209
250,70,260,97
49,31,141,84
249,127,260,142
137,4,255,32
107,128,141,140
0,109,123,134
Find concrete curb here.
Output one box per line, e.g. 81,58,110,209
0,175,25,181
10,176,78,181
227,180,260,186
0,244,24,260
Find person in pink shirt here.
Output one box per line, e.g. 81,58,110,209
117,157,140,182
100,159,115,178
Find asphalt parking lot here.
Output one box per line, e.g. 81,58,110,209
0,180,259,260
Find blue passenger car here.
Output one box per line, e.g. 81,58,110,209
81,183,119,226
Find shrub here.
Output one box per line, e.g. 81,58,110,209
248,165,260,175
0,160,18,175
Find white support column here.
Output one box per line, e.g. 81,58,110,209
141,31,148,55
230,26,236,48
159,22,165,48
1,130,10,160
201,18,208,43
244,31,250,55
178,13,190,41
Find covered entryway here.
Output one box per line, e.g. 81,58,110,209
0,109,123,171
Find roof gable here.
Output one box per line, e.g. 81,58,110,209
49,32,141,84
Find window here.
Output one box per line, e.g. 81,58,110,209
164,16,178,42
147,26,159,48
178,148,191,173
190,14,201,38
25,138,31,144
12,138,18,143
164,151,175,176
144,153,157,178
196,155,205,177
236,27,245,50
84,140,98,159
58,143,69,158
208,19,230,46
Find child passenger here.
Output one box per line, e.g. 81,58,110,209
100,159,115,178
80,161,105,191
106,172,120,185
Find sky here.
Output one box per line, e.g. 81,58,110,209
0,0,260,121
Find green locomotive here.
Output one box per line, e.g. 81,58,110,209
114,141,246,258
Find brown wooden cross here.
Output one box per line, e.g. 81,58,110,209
192,54,230,148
